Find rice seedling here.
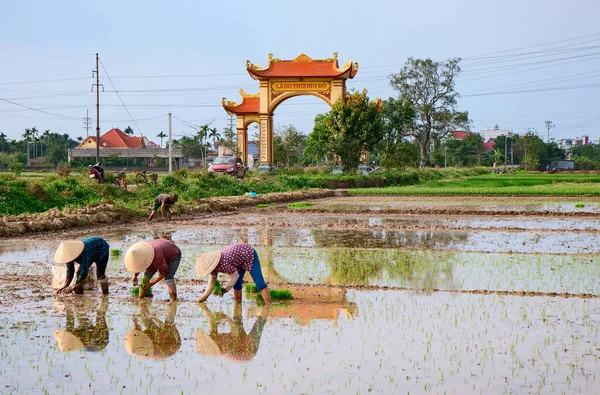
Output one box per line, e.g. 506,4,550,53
130,277,153,297
256,203,276,208
256,289,293,302
575,203,585,208
213,279,224,296
110,248,122,257
288,201,311,208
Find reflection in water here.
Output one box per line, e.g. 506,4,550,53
54,297,109,352
249,289,358,326
325,249,455,289
196,304,269,362
123,302,181,360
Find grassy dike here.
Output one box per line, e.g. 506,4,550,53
0,167,490,217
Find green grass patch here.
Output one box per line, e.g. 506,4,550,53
575,203,585,208
350,173,600,196
130,278,153,297
110,248,121,257
288,201,311,208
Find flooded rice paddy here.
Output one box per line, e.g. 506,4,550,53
1,195,600,394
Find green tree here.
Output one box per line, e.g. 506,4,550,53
325,89,384,172
273,125,307,168
389,58,469,165
377,97,415,168
157,131,167,148
220,123,238,156
0,133,7,152
304,114,333,165
123,126,134,135
444,133,487,166
208,127,220,150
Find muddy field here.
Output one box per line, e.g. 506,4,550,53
1,195,600,394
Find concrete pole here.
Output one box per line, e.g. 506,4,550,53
95,53,100,164
168,112,172,173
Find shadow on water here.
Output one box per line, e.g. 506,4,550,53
123,301,181,360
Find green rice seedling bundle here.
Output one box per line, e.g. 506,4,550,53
256,203,276,208
575,203,585,208
256,289,293,302
245,283,258,293
288,201,311,208
213,279,224,296
130,278,153,297
110,248,122,257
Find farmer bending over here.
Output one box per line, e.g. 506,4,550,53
148,193,178,221
196,243,270,304
54,236,110,295
125,238,181,302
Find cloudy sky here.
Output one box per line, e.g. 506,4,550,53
1,0,599,144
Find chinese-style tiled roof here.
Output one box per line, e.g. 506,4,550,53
222,90,260,115
246,53,358,80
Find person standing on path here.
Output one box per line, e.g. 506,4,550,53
54,236,110,295
196,243,270,304
148,193,178,221
125,238,182,302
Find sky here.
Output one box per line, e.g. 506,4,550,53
1,0,600,145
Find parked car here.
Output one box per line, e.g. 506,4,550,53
208,156,246,178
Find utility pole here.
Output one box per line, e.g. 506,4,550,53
504,133,508,172
92,53,103,163
545,120,555,143
83,109,91,137
168,112,172,174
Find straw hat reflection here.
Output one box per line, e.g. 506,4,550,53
123,303,181,360
124,330,155,360
54,330,84,352
54,240,85,264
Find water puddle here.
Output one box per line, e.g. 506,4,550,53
1,289,598,394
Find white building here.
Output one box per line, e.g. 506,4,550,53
479,124,513,141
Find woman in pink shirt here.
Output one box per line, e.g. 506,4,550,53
124,238,182,302
196,243,270,304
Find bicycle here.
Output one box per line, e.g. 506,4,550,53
132,169,158,186
113,168,128,190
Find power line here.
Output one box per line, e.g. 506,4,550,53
0,96,80,120
0,53,93,64
98,57,144,136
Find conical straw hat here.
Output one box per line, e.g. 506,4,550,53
124,329,155,360
195,250,221,278
124,242,155,273
54,330,84,352
54,240,85,264
195,330,221,357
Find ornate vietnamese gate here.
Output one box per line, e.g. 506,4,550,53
222,53,358,171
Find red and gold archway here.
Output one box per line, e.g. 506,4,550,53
222,53,358,171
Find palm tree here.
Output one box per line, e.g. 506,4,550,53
157,131,167,148
0,133,7,152
208,127,220,150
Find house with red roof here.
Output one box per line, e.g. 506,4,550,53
77,128,152,149
450,130,495,152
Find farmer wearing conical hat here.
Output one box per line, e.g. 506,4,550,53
148,193,178,221
196,243,270,304
54,236,110,295
125,238,181,302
